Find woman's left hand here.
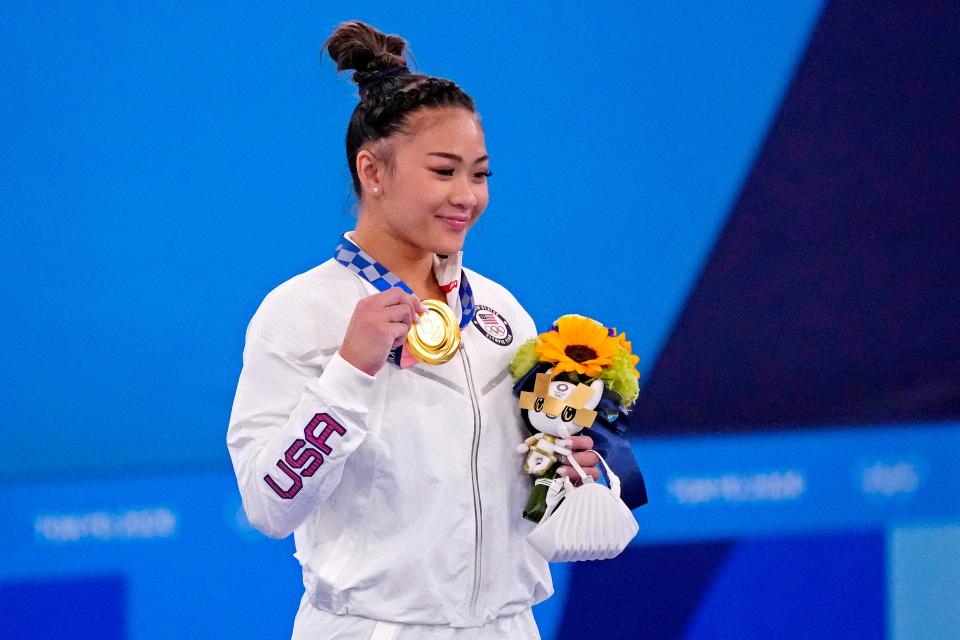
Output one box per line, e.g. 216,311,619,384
559,435,600,485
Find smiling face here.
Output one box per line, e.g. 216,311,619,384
361,107,490,257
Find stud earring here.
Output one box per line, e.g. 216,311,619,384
371,186,380,194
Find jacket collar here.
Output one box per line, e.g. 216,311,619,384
342,231,468,323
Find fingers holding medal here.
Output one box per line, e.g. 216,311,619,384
340,289,426,376
340,288,461,373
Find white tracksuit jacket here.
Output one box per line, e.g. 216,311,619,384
227,247,552,638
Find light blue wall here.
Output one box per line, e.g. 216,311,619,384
889,523,960,640
0,1,823,478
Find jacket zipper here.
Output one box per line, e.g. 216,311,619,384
459,342,483,621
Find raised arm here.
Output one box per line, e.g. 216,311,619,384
226,287,424,538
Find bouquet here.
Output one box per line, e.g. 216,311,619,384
511,314,641,522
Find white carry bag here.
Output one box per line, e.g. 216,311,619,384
527,450,639,562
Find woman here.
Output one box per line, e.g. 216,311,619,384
227,21,600,639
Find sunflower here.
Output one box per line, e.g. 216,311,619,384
536,315,621,379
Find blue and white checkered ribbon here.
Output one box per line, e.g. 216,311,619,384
334,234,476,366
334,237,412,295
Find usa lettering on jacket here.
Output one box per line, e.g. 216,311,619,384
263,413,347,499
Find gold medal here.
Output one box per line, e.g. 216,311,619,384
406,299,461,365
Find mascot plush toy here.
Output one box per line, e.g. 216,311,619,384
517,373,604,475
510,314,648,522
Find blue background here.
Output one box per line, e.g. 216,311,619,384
2,2,958,639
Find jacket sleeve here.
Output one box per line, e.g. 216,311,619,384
226,332,376,539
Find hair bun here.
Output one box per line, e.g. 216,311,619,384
324,21,409,81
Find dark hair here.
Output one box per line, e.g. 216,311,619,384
323,21,478,196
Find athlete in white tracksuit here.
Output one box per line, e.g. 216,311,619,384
227,246,551,638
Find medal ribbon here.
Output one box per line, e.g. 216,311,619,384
334,235,475,366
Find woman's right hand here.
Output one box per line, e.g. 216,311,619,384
338,289,426,376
